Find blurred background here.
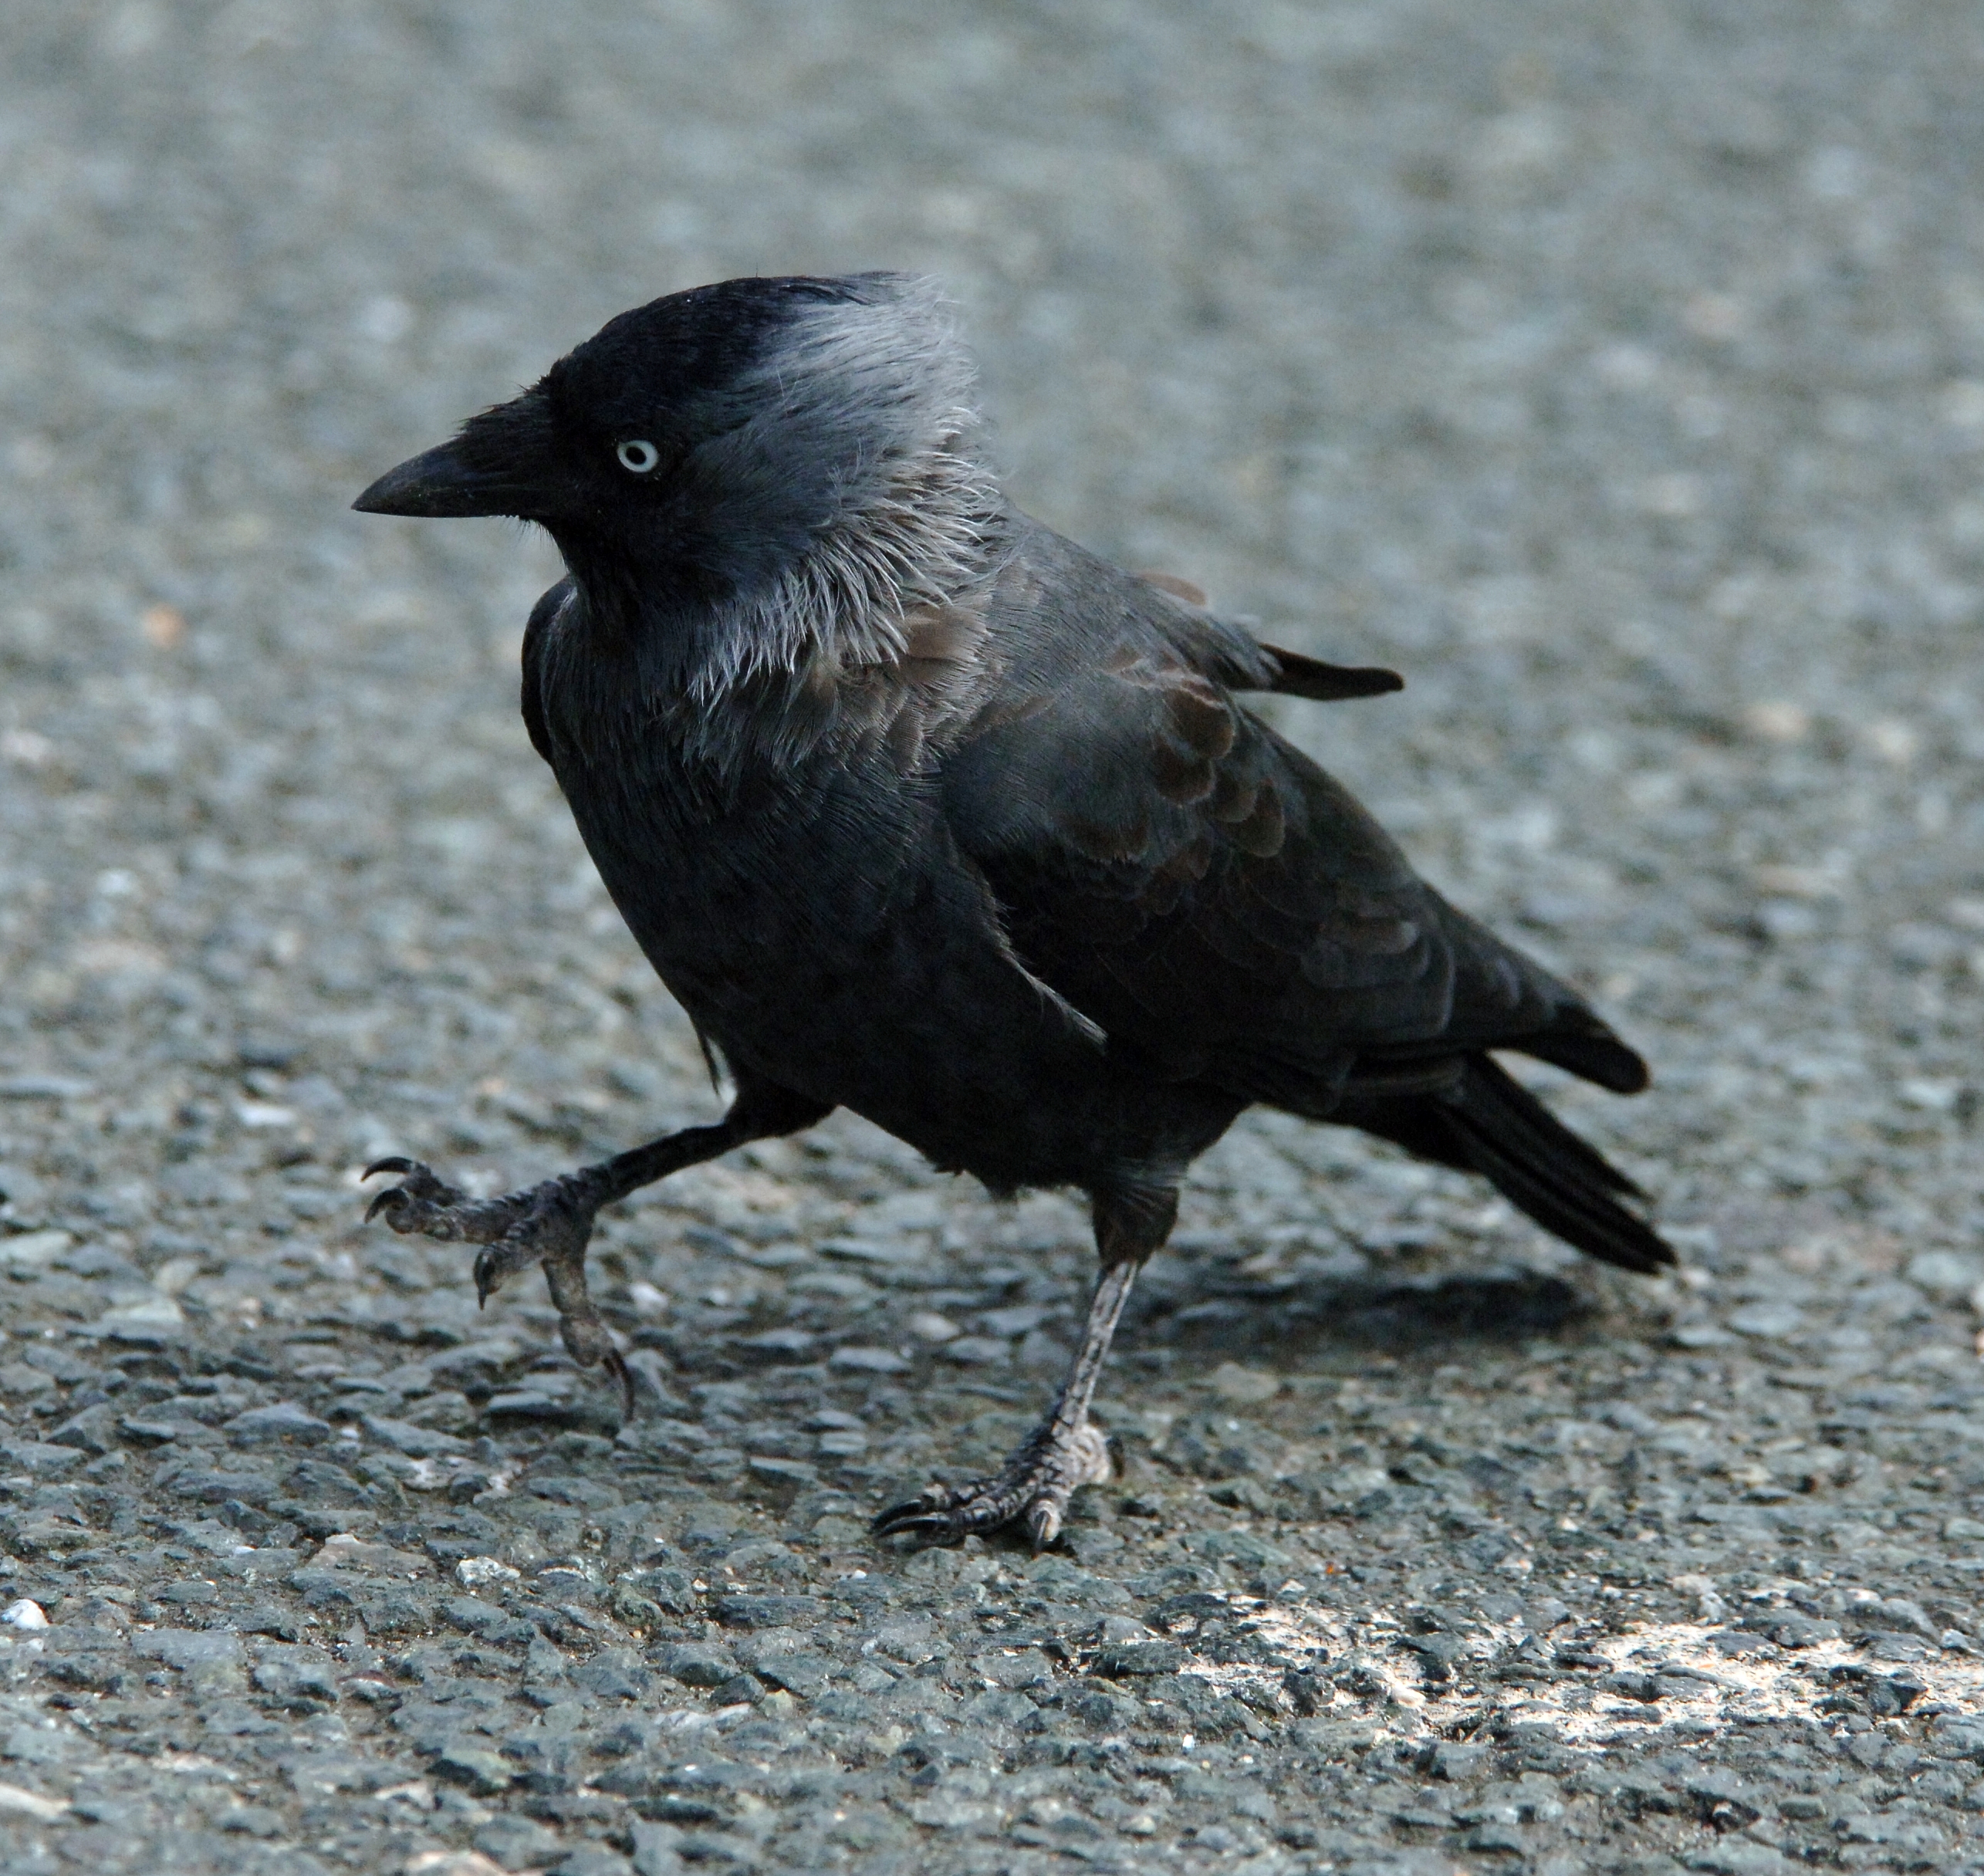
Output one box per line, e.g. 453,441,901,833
2,0,1981,1333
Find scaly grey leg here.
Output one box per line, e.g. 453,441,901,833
874,1181,1177,1549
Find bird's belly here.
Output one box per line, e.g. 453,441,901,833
575,812,1237,1190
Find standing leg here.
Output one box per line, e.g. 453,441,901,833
363,1079,830,1413
874,1180,1178,1549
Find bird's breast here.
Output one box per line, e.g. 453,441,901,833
551,722,925,1007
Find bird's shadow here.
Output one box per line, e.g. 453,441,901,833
1129,1255,1585,1357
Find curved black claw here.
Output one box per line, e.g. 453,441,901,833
363,1158,474,1230
871,1482,992,1544
602,1347,636,1423
873,1422,1112,1551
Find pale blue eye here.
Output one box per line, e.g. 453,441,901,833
616,439,661,474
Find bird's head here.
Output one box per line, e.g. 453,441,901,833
355,274,999,681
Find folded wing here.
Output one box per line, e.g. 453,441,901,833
942,540,1668,1272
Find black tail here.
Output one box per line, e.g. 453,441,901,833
1340,1054,1674,1275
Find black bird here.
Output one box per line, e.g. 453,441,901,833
353,273,1671,1546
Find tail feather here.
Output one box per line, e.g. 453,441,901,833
1439,1056,1671,1273
1339,1054,1671,1275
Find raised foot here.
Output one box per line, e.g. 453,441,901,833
873,1419,1113,1550
362,1157,631,1417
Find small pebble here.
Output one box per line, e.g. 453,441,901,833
457,1556,522,1589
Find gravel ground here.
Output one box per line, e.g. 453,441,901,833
3,3,1984,1872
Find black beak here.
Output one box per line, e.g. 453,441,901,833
353,439,509,518
353,389,559,519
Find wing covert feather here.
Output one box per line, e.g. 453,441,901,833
944,641,1472,1099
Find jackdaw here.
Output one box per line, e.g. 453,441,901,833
353,272,1671,1546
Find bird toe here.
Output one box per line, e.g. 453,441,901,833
361,1158,472,1232
870,1483,977,1541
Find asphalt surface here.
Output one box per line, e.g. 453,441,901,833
3,3,1984,1872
